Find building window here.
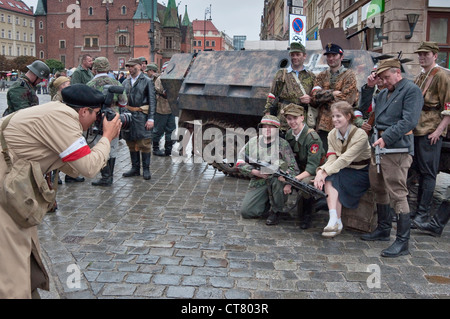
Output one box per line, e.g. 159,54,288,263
40,51,44,59
60,40,66,49
121,6,127,15
165,36,173,49
16,47,20,56
88,7,94,16
60,55,66,66
1,29,4,38
39,35,44,43
23,33,27,41
24,47,27,55
212,41,215,47
0,14,4,22
197,40,201,47
8,30,11,39
16,31,19,40
30,20,33,28
118,34,127,46
205,40,209,47
39,21,43,29
7,15,11,24
30,33,33,42
31,48,33,56
23,18,26,26
84,36,99,48
61,22,64,28
15,17,19,25
1,46,4,55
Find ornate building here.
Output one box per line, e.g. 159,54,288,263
34,0,193,71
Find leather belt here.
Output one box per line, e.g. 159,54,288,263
378,130,413,136
422,105,438,112
351,159,370,166
126,105,149,114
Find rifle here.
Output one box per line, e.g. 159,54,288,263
245,156,327,200
373,126,409,174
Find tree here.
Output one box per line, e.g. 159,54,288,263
12,56,38,73
45,59,65,73
0,55,8,72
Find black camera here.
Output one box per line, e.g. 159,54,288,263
93,85,132,134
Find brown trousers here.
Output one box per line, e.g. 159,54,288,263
126,138,152,153
369,152,412,214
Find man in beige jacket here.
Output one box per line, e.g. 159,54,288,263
0,84,122,299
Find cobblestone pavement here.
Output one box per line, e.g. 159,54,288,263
0,92,449,300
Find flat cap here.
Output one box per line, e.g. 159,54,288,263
258,115,280,129
53,76,71,90
125,58,142,67
146,63,158,72
138,56,148,64
376,58,401,75
414,41,439,54
324,43,344,55
281,103,305,117
92,57,111,72
290,42,306,54
62,84,105,109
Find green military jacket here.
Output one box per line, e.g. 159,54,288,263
237,136,299,188
86,74,128,112
285,125,324,176
264,66,316,131
6,75,39,114
71,65,94,85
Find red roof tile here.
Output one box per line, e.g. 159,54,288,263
0,0,34,16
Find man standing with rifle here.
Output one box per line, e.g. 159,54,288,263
360,59,423,258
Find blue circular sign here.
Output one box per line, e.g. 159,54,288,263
292,18,304,33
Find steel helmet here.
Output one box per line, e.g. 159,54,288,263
27,60,50,79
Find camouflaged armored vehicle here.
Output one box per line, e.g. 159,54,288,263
160,48,449,176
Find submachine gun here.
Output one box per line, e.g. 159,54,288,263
244,156,327,200
373,126,409,173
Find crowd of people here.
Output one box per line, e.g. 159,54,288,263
0,41,448,298
238,41,449,259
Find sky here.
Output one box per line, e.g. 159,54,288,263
21,0,263,41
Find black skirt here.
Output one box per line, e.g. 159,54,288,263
325,165,370,209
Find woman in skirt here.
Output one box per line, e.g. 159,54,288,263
314,101,371,238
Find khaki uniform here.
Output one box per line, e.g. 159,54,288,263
0,101,110,298
264,67,316,131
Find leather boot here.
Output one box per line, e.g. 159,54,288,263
413,200,449,237
123,152,140,177
412,189,434,228
381,213,410,258
92,158,115,186
153,140,165,156
141,152,151,180
165,140,174,156
361,204,392,241
299,197,313,229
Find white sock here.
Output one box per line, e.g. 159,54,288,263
337,218,343,230
326,209,338,228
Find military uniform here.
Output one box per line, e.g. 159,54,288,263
0,87,110,298
264,42,316,132
237,116,299,223
6,75,39,114
87,57,128,186
312,44,359,151
411,42,450,225
71,64,94,85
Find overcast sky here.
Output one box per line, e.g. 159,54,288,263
22,0,263,40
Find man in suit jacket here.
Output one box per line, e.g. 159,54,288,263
360,59,423,258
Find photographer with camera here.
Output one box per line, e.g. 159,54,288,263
121,58,157,180
0,84,122,298
87,57,128,186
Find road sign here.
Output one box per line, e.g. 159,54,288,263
289,14,306,45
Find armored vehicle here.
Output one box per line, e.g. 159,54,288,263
160,48,449,176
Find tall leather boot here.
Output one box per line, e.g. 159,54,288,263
141,152,151,180
123,152,140,177
413,200,449,237
92,158,114,186
381,213,410,258
361,204,392,241
299,197,313,230
412,188,434,227
153,140,165,156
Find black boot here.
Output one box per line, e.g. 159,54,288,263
65,175,85,183
414,200,449,237
361,204,392,241
165,140,174,156
141,152,151,180
299,197,313,229
92,158,115,186
123,152,140,177
412,189,434,228
153,140,165,156
381,213,410,258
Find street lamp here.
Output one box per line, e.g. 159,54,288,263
405,13,420,39
204,4,211,51
148,0,155,61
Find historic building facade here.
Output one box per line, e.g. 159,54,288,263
0,0,35,59
34,0,193,71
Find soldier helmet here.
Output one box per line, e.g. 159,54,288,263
146,64,158,72
27,60,50,79
258,115,280,129
92,57,111,73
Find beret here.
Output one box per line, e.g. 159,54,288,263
281,103,305,117
376,58,401,75
62,84,105,109
324,43,344,55
258,115,280,128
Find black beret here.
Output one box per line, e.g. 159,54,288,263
62,84,105,109
324,43,344,55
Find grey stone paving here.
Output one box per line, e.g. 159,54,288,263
0,91,449,299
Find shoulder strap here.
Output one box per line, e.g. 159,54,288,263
292,71,307,95
341,126,358,154
1,113,17,169
422,67,440,96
